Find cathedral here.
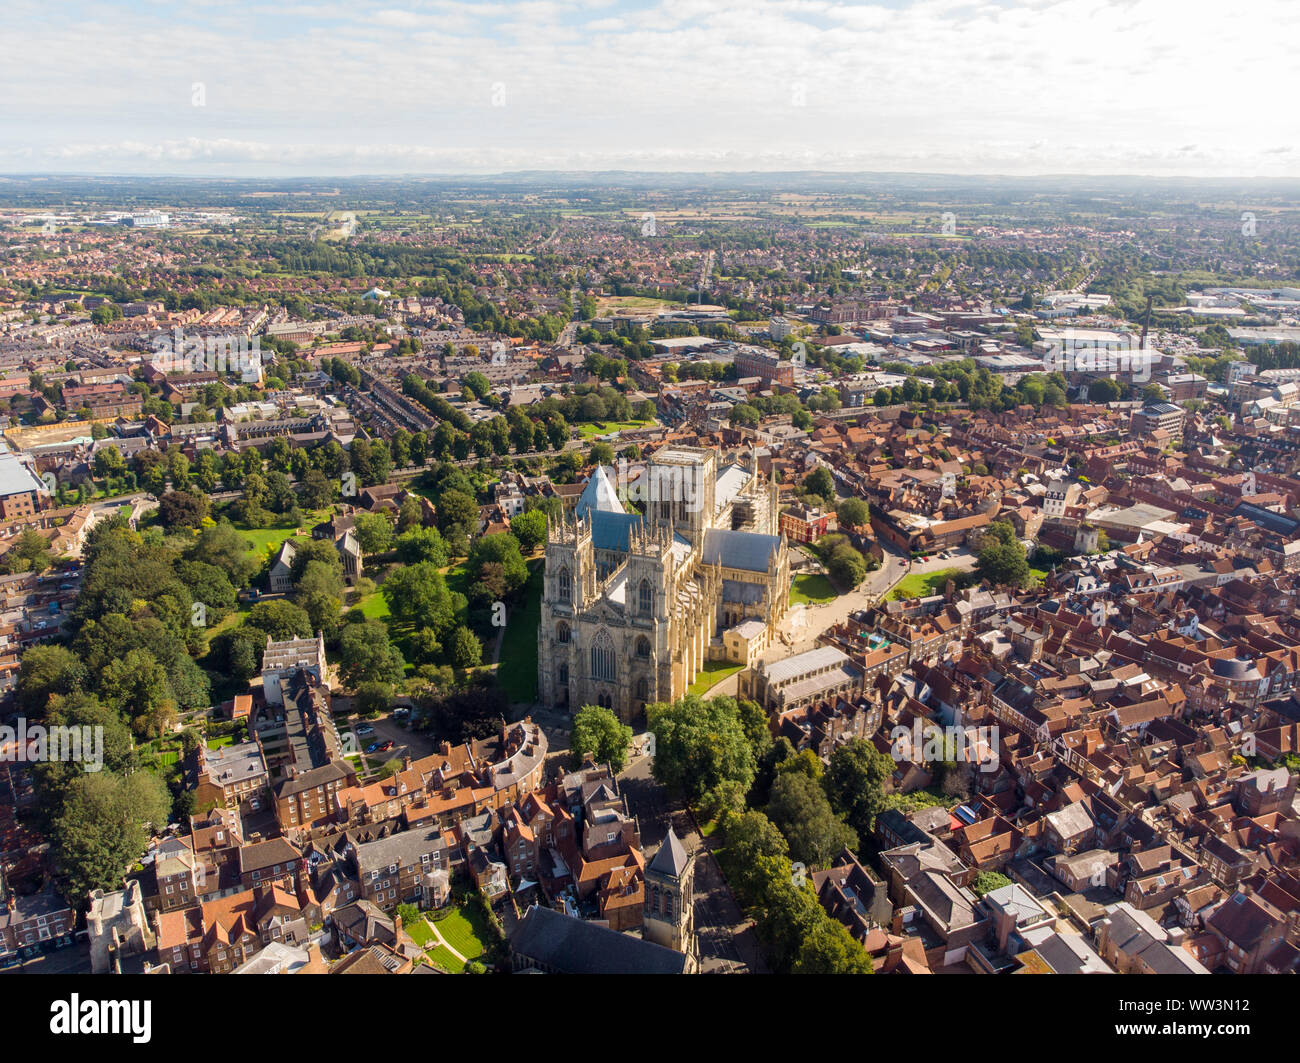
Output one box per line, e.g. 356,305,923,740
538,445,791,724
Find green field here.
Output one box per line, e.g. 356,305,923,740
498,559,543,703
887,568,959,601
356,591,391,621
434,907,488,961
578,419,653,440
687,658,743,698
232,507,334,558
428,945,465,973
790,572,837,606
405,917,436,948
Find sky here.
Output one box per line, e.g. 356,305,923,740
1,0,1297,178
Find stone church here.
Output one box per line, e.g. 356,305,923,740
538,445,791,723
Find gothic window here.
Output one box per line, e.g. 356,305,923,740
636,677,649,701
556,621,570,644
636,636,651,659
591,629,616,682
558,664,568,686
638,578,653,616
558,567,572,604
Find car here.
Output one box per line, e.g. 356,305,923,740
366,742,382,754
393,707,410,719
377,740,395,752
356,724,375,737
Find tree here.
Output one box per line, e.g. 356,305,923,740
976,520,1032,588
353,512,394,555
827,543,867,588
339,619,407,687
588,441,615,467
766,770,857,868
509,509,549,552
803,465,835,500
467,532,528,594
836,497,869,528
450,625,482,669
356,680,393,716
436,488,478,533
53,770,171,905
824,738,893,840
299,468,334,509
571,706,634,772
792,918,874,974
158,489,210,530
246,599,314,640
648,694,756,803
187,521,258,588
100,648,174,738
381,562,455,634
395,526,450,567
970,870,1012,898
17,645,87,717
6,528,55,574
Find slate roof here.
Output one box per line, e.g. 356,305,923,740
647,828,689,878
701,528,781,572
590,509,643,552
510,905,689,974
576,465,624,518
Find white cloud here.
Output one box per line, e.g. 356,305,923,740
0,0,1295,176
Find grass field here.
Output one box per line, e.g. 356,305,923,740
232,507,334,558
498,559,543,703
428,945,465,973
434,907,488,961
687,658,743,698
887,568,959,601
577,419,653,439
405,918,436,948
356,591,391,621
790,572,838,606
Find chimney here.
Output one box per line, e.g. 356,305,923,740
394,911,403,941
890,907,904,935
402,754,411,772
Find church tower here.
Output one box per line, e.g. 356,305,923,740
538,511,595,709
643,828,694,956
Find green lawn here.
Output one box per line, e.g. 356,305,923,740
790,572,837,606
498,559,543,703
356,591,391,621
206,734,235,751
434,907,488,961
428,945,465,973
577,419,652,440
232,507,334,557
405,917,436,948
887,568,959,601
687,659,744,698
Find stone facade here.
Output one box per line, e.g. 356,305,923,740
539,447,790,723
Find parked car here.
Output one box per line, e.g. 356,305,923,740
377,740,395,752
366,742,382,754
356,724,375,737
